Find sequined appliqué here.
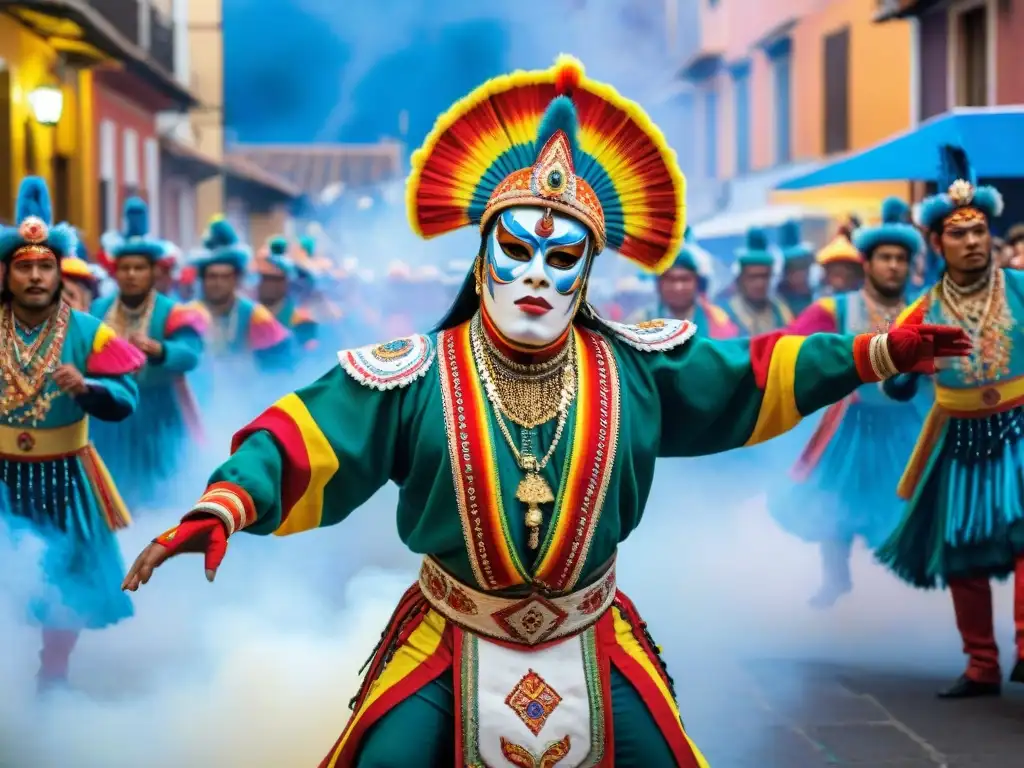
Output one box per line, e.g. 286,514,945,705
500,734,571,767
594,315,696,352
338,333,435,390
505,669,562,736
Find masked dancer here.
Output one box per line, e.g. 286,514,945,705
122,57,968,767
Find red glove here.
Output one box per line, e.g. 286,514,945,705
154,514,229,581
886,324,972,375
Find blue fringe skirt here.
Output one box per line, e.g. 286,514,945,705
0,452,134,630
770,400,923,548
876,406,1024,589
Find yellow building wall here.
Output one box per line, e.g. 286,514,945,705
780,0,914,209
247,205,289,250
189,0,224,229
0,18,91,229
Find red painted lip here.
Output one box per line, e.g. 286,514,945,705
515,296,552,315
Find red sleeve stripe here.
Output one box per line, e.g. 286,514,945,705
747,331,785,390
230,406,312,530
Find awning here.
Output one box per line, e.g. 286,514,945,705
777,107,1024,191
692,205,831,239
2,0,198,107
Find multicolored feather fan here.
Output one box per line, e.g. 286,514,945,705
407,54,687,274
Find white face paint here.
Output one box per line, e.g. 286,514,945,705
481,207,591,348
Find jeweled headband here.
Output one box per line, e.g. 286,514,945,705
12,217,56,263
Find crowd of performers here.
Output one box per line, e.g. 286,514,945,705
1,54,1021,767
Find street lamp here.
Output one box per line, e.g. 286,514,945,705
27,84,63,126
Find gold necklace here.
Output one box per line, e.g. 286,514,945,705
107,291,156,338
470,315,577,549
479,333,570,428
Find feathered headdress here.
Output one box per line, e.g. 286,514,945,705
196,216,251,273
734,227,776,269
110,197,166,261
777,220,814,264
257,236,297,280
852,196,924,258
0,177,78,264
918,144,1003,232
407,54,686,274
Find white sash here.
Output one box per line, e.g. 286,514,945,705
460,629,607,767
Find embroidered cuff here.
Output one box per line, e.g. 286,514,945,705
869,333,899,380
852,334,878,382
184,481,256,536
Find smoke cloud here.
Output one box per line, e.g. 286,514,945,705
2,5,1014,767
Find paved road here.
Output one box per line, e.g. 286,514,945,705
680,658,1024,767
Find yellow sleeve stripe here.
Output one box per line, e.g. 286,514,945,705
817,296,837,317
271,392,340,536
744,335,807,447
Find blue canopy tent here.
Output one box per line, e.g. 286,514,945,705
777,107,1024,190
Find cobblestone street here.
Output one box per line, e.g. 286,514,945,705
679,658,1024,767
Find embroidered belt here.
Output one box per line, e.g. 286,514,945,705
936,374,1024,417
418,556,617,646
0,418,89,458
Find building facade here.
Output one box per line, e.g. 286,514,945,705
0,0,197,249
683,0,917,250
879,0,1024,116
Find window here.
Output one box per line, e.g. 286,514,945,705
99,119,117,232
823,27,850,154
732,63,751,175
769,42,793,165
145,137,160,236
955,4,988,106
704,88,718,179
52,155,70,224
123,128,139,188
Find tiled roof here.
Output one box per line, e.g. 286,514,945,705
229,142,404,198
223,153,302,198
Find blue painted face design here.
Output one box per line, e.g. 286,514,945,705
480,207,592,347
486,209,590,296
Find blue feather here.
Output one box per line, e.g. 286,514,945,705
535,96,580,163
299,235,316,256
746,226,768,251
122,197,149,238
881,196,909,225
683,226,695,244
269,236,289,256
937,144,975,190
15,176,53,225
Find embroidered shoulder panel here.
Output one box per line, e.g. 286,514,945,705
594,316,696,352
338,334,435,391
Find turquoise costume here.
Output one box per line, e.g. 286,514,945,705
89,198,206,510
0,178,144,635
263,236,319,351
188,219,291,410
722,227,793,336
776,219,816,317
876,145,1024,691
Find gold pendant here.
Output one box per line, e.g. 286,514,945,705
516,470,553,550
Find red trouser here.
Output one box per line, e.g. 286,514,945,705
948,554,1024,682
